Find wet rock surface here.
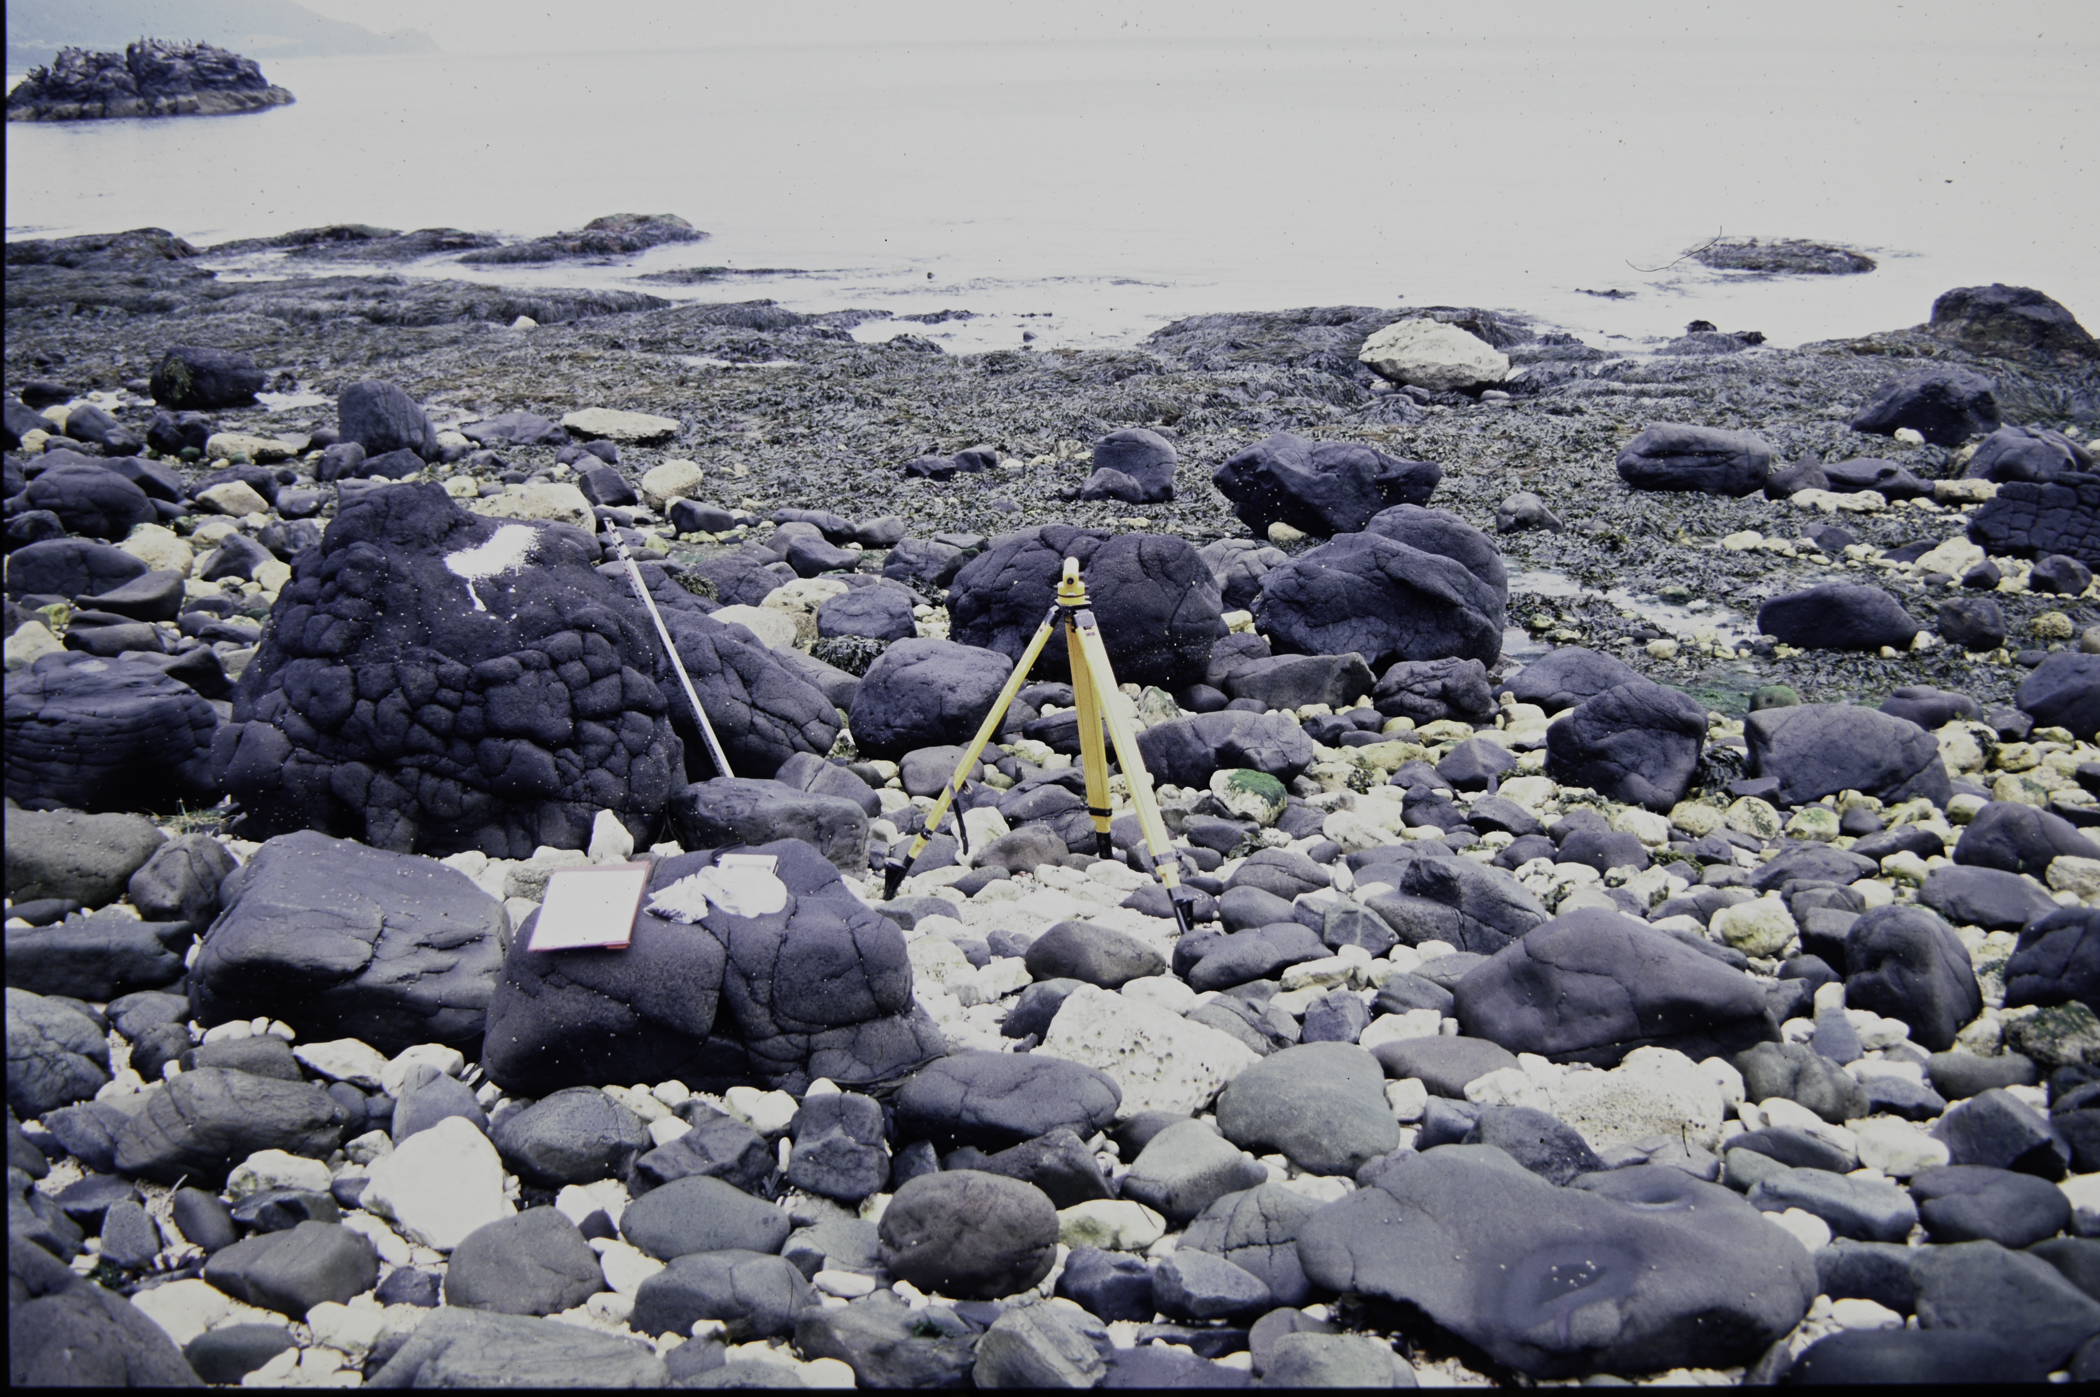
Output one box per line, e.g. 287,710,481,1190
3,237,2098,1384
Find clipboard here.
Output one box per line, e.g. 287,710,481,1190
528,862,652,952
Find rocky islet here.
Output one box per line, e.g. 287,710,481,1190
3,215,2100,1387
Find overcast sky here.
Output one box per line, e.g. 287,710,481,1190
293,0,2092,59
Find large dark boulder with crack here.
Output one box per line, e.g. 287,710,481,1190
658,609,839,778
367,1307,667,1387
1543,678,1709,813
1614,423,1771,496
1743,703,1951,808
948,526,1222,692
1211,432,1440,537
187,831,504,1054
336,380,437,461
5,654,218,813
482,841,944,1097
113,1068,348,1185
1757,583,1922,652
1452,906,1779,1066
1255,530,1504,671
846,637,1012,762
1968,474,2100,570
6,989,110,1118
1297,1148,1815,1378
1850,367,2001,447
1928,283,2098,362
212,484,686,858
149,343,263,409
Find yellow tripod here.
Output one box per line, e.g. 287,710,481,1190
881,558,1209,938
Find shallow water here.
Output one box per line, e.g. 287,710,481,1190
9,13,2095,353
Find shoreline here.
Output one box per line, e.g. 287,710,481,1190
5,220,2099,1387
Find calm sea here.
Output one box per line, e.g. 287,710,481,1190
6,30,2095,354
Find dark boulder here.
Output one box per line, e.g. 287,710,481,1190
1197,538,1288,611
2018,653,2100,739
336,379,437,461
671,777,869,873
1543,678,1709,813
658,608,841,778
20,463,156,540
877,1170,1060,1301
482,841,942,1097
1850,367,2001,446
948,527,1222,692
6,1234,202,1387
1506,646,1641,714
846,637,1012,762
817,585,917,644
6,538,149,601
1929,283,2098,361
1844,905,1984,1052
618,1174,790,1260
1965,425,2094,485
1452,906,1779,1066
1254,530,1504,670
4,911,185,1000
5,989,110,1118
1757,583,1921,652
1211,432,1440,537
2005,908,2100,1014
491,1087,650,1187
150,344,262,409
188,830,501,1053
1920,864,2058,933
1082,428,1178,503
1743,702,1950,807
893,1050,1120,1150
365,1307,668,1386
1822,457,1933,499
211,483,686,858
882,537,969,592
1954,801,2100,878
443,1208,605,1316
1222,653,1375,711
630,1249,814,1340
1613,423,1771,496
1937,595,2009,651
5,655,217,813
1372,655,1494,723
1968,474,2100,570
114,1069,347,1185
1135,709,1317,790
1297,1147,1814,1378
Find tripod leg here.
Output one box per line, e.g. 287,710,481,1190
882,603,1062,899
1069,610,1205,937
1066,615,1116,861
